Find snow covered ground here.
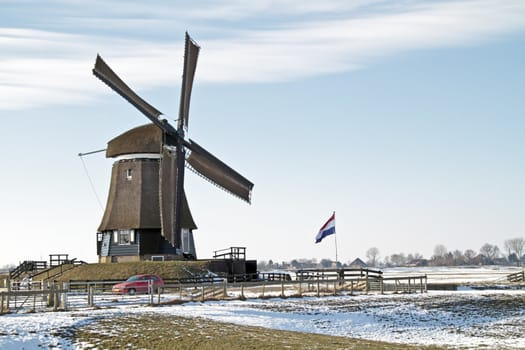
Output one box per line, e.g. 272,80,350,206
0,267,524,349
382,265,523,285
1,289,524,349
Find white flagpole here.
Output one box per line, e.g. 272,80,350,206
333,211,338,263
334,233,338,263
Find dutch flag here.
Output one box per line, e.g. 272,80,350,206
315,212,336,243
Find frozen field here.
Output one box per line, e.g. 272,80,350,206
173,291,525,349
0,266,524,349
382,265,523,285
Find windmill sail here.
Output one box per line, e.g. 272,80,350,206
179,32,200,130
93,55,177,136
186,140,254,203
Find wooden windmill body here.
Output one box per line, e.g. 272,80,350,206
94,33,253,262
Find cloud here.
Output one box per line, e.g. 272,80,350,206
1,0,524,110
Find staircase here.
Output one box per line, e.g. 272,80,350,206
9,255,87,282
9,261,47,280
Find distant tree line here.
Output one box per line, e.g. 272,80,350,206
257,237,524,271
258,258,346,271
366,237,525,268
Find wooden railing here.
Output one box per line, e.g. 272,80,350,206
213,247,246,260
295,267,383,281
259,272,292,281
29,259,87,282
9,261,47,280
507,271,524,282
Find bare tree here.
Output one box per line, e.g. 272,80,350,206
406,253,423,264
390,253,406,267
366,247,380,267
479,243,500,263
413,252,423,260
464,249,477,264
430,244,449,266
452,250,465,265
320,259,333,268
504,238,525,266
433,244,448,258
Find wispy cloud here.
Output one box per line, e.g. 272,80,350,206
1,0,524,110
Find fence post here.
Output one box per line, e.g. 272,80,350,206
6,278,11,311
240,283,244,299
42,280,48,304
316,277,320,297
63,282,69,310
46,284,54,308
298,281,302,297
149,280,154,305
88,285,94,307
262,281,266,298
1,293,4,313
380,278,384,295
350,280,354,295
281,280,284,298
53,287,59,311
201,285,205,302
223,280,227,299
333,280,337,296
61,291,67,311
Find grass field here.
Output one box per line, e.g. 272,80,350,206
73,314,445,350
43,261,209,282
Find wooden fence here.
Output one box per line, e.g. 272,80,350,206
1,274,427,314
507,270,525,283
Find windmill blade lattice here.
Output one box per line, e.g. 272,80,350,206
186,140,253,203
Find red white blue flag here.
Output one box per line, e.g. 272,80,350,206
315,212,336,243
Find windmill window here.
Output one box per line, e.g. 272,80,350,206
114,229,134,245
126,169,133,180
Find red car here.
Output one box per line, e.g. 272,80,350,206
112,274,164,295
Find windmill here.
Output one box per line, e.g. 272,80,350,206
93,32,254,261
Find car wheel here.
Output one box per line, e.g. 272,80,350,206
128,288,136,295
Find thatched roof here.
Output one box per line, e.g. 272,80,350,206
106,123,162,157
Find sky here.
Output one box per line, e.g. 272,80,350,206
0,0,524,267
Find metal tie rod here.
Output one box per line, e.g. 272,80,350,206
78,149,106,157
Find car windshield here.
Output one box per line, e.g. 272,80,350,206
126,276,140,282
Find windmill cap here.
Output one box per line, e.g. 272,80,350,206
106,123,162,158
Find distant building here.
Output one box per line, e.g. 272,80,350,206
407,259,429,267
349,258,368,268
